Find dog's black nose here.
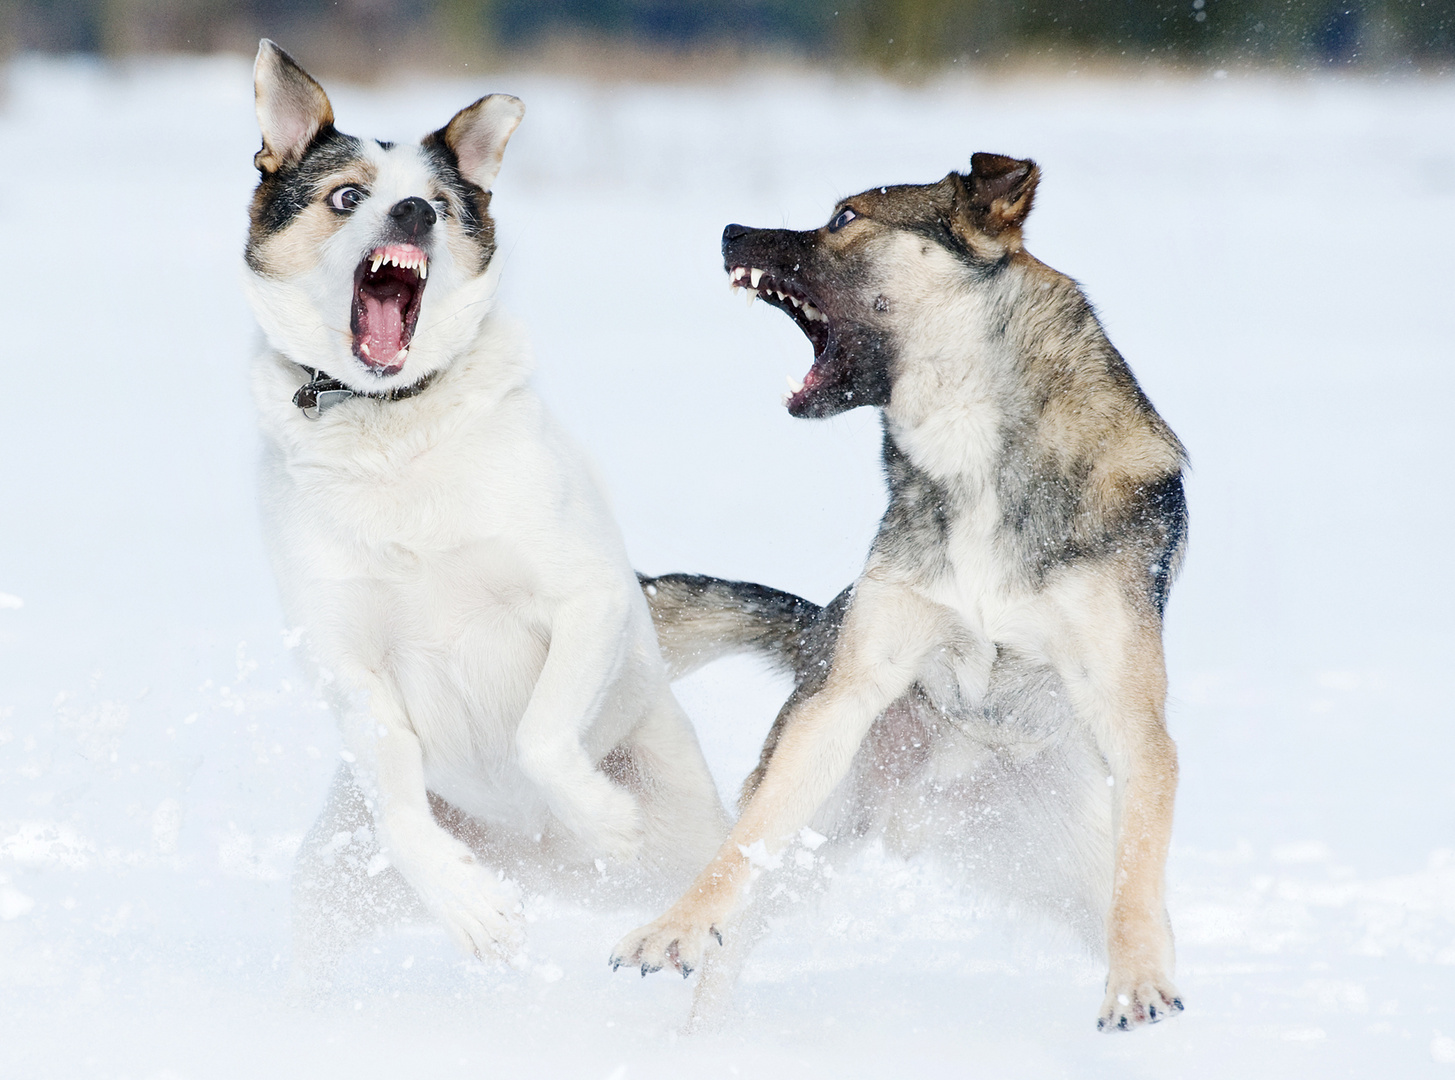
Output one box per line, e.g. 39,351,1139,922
390,197,437,240
722,223,751,252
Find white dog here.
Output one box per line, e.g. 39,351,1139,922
243,40,727,985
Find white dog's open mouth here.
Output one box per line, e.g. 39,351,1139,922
351,244,429,374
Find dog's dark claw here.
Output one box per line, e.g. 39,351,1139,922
1117,1016,1130,1031
1148,1005,1158,1022
609,957,621,971
681,964,693,979
1097,1018,1106,1032
711,926,723,946
641,963,660,977
1172,998,1184,1012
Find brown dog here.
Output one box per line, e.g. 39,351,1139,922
618,153,1188,1033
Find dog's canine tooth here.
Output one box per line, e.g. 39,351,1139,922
750,268,764,288
419,258,428,280
371,253,384,273
395,347,409,363
359,341,372,357
787,375,804,394
746,289,757,306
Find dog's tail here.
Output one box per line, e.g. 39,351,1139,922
638,572,820,681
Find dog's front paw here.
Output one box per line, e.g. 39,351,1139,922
567,780,646,864
609,908,723,979
1096,973,1184,1032
410,852,526,961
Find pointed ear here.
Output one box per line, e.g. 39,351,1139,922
958,152,1039,236
253,40,334,174
431,94,525,190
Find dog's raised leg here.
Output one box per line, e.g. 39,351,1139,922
514,590,650,863
1047,573,1182,1031
610,574,953,979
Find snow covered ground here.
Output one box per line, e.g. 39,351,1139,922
1,53,1453,1077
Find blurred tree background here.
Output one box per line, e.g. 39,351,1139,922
3,0,1451,71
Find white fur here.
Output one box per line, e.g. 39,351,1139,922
246,112,726,974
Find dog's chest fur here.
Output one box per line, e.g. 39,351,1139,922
255,329,626,825
881,380,1043,647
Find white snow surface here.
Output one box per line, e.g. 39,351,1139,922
2,54,1454,1077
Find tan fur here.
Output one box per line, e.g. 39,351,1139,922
248,163,375,277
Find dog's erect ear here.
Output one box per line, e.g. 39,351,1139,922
253,40,334,174
431,94,525,190
956,152,1040,237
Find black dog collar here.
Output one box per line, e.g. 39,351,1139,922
293,365,438,420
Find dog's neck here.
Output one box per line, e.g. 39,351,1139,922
292,365,441,420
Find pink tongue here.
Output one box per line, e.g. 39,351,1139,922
360,291,406,362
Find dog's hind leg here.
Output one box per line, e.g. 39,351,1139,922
289,763,424,999
617,685,730,886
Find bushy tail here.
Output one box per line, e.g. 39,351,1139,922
638,572,820,681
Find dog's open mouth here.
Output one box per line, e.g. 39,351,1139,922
729,265,831,412
351,244,429,374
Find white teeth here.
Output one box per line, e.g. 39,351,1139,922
750,268,764,288
775,290,786,301
786,375,804,394
359,342,372,357
395,347,409,363
732,266,747,282
789,295,801,307
746,289,757,306
370,250,428,278
803,303,824,321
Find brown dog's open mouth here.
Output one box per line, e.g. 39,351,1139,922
729,264,832,412
351,244,429,374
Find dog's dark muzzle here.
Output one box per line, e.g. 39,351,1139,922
721,223,808,271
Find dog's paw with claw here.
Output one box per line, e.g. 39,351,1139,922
608,910,723,980
409,851,526,962
1096,974,1184,1032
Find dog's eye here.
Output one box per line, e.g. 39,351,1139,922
329,186,367,213
828,207,858,233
